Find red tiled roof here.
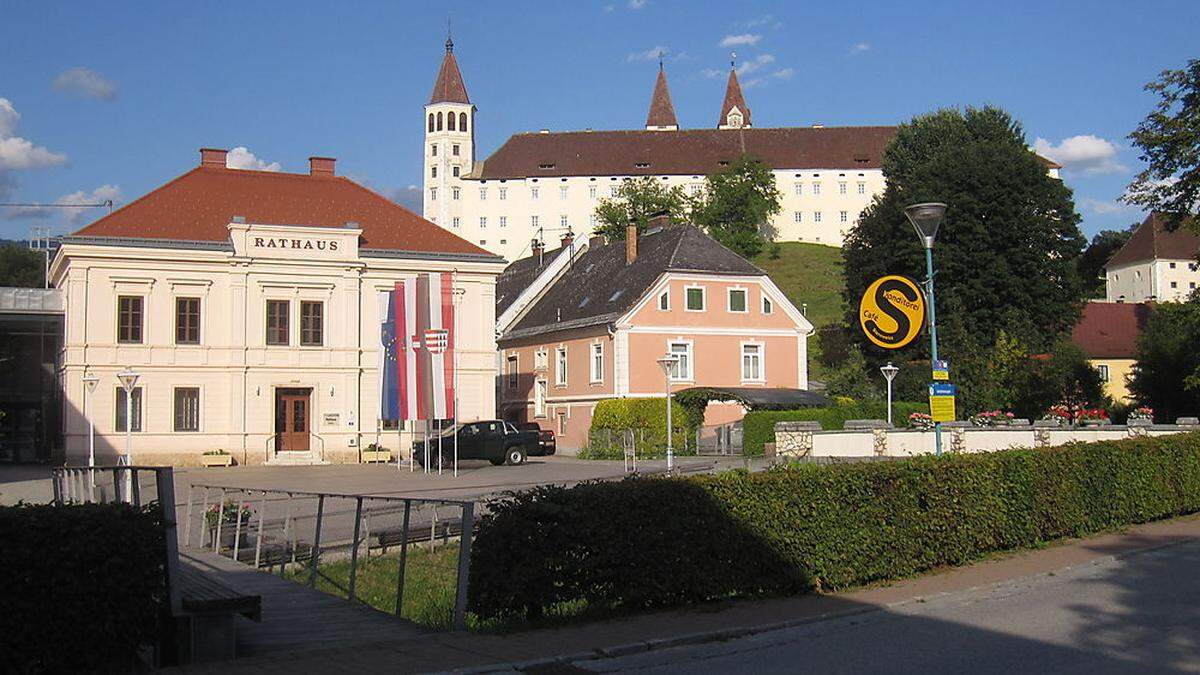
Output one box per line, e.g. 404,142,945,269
429,39,470,105
719,68,750,127
645,67,678,129
1107,212,1199,268
1070,301,1152,359
72,160,490,256
474,126,897,179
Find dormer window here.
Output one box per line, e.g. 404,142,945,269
717,160,730,167
634,162,650,169
539,163,555,170
726,108,744,128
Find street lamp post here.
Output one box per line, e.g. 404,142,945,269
904,203,947,456
81,372,99,494
879,362,899,427
655,354,680,474
116,367,139,503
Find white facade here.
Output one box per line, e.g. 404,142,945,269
1107,258,1200,303
52,223,502,467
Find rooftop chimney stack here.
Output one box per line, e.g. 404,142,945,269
626,224,638,264
309,156,336,178
561,231,575,248
646,212,670,231
200,148,228,168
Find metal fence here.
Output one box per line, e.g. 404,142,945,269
587,427,697,464
695,423,742,455
181,483,476,630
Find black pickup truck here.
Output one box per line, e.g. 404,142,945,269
413,420,540,467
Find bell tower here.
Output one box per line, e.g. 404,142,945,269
423,36,475,227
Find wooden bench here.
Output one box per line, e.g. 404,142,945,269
174,564,261,663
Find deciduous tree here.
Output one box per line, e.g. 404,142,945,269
593,177,690,240
1126,59,1200,228
691,155,781,259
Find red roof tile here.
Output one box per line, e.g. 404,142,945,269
1107,212,1199,268
429,39,470,105
1070,301,1152,358
718,68,750,127
72,158,490,256
645,66,678,129
474,126,896,179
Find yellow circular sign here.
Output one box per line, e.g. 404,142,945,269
859,275,926,350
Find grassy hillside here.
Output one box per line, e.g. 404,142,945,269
752,242,846,330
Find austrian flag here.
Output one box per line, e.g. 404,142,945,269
379,272,456,422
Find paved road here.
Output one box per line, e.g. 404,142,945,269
577,540,1200,674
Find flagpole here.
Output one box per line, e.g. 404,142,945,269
438,419,443,476
452,273,463,479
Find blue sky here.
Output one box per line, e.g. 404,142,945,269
1,0,1196,241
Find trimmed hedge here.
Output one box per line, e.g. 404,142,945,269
742,401,928,457
0,503,166,673
468,433,1200,621
581,397,696,459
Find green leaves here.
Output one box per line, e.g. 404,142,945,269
593,176,691,240
691,155,782,259
1126,59,1200,225
1130,299,1200,419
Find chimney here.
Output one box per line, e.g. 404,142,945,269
309,156,336,178
531,238,544,264
560,231,575,248
589,234,605,248
646,212,670,231
200,148,228,168
626,224,638,264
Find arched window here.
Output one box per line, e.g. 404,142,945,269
428,113,435,132
459,112,468,133
437,112,443,131
448,111,456,131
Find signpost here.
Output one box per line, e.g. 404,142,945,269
929,383,957,423
858,275,926,350
932,359,949,381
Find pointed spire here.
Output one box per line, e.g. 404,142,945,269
645,59,679,130
429,35,470,105
718,55,750,129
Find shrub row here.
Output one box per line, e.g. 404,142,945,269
581,397,696,459
468,432,1200,621
742,401,928,456
0,502,166,673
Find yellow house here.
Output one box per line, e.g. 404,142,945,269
1070,301,1152,403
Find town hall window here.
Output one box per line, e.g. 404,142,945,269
173,387,200,432
115,386,143,432
300,301,323,346
118,295,143,344
266,300,289,346
175,297,200,345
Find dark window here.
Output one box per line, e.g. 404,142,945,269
428,113,434,132
266,300,289,345
459,112,467,132
174,387,199,432
300,301,324,346
117,296,143,343
448,111,456,131
115,387,143,432
436,111,443,131
176,297,200,344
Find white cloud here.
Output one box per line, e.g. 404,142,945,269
53,67,118,101
626,46,669,63
628,0,646,8
720,33,762,47
736,54,775,76
1032,135,1126,175
849,42,871,55
701,68,725,79
226,146,281,172
771,68,794,80
0,98,67,171
1079,197,1139,216
739,15,780,29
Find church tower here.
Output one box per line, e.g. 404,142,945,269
423,36,475,227
645,60,679,131
717,61,750,129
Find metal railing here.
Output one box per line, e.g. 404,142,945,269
182,483,475,630
265,433,327,464
51,466,183,617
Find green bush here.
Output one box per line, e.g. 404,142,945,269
581,397,695,459
469,432,1200,621
0,502,166,672
742,401,927,457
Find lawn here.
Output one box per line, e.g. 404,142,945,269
752,242,847,381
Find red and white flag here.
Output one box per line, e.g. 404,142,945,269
379,273,455,422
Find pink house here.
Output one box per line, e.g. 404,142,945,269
495,222,814,451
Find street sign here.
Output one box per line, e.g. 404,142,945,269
928,382,956,422
858,275,926,350
932,359,950,381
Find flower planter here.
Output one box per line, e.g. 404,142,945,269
205,524,251,550
200,453,234,467
361,449,392,464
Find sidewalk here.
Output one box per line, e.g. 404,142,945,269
177,512,1200,673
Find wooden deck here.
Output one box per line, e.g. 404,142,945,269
179,547,426,658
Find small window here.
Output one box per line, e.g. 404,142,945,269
794,183,802,196
658,290,670,311
634,162,650,169
534,349,548,370
117,296,143,344
174,387,200,432
431,165,437,178
448,112,456,131
794,211,802,223
741,343,763,382
531,215,539,227
555,347,568,386
814,211,823,223
452,144,460,156
857,182,866,194
300,301,323,346
430,144,437,156
499,187,507,200
535,380,548,418
506,355,518,388
1170,262,1177,269
1096,364,1110,382
459,113,467,132
175,297,200,345
430,187,437,200
452,166,460,177
480,217,488,228
762,296,773,314
728,289,748,313
589,185,597,199
838,182,847,195
428,114,435,133
452,217,460,228
559,186,568,199
668,341,692,381
480,187,487,200
539,163,555,170
812,183,822,195
452,187,460,200
590,343,604,383
685,287,705,311
266,300,289,346
531,187,539,200
116,386,143,432
500,216,507,228
1171,281,1179,289
840,211,848,223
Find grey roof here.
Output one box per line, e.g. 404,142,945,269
495,244,571,316
500,225,764,340
0,287,63,315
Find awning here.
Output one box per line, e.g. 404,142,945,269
674,387,832,410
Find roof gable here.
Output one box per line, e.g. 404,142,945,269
1070,301,1152,358
719,69,750,127
1108,212,1200,268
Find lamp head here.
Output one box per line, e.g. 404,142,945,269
656,354,679,376
904,202,947,249
116,367,139,393
82,373,100,392
879,362,900,382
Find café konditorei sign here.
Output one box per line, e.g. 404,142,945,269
858,275,926,350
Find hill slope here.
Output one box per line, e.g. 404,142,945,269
752,242,846,330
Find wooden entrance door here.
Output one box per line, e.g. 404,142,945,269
275,388,311,452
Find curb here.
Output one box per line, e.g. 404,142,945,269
440,532,1198,674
